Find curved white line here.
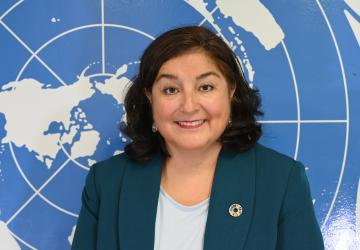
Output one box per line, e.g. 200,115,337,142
258,119,347,124
316,0,350,230
59,141,89,171
0,0,23,21
16,24,99,82
9,230,37,250
6,158,75,225
8,142,78,218
104,24,155,40
37,191,78,218
0,20,66,86
281,41,301,160
101,0,106,74
16,23,155,81
57,71,116,172
87,73,115,78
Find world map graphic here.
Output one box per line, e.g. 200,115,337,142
0,0,359,249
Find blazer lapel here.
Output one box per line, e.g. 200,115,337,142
118,152,164,250
118,146,256,250
203,147,256,250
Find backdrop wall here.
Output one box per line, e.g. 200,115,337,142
0,0,359,249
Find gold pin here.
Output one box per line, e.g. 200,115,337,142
229,203,243,217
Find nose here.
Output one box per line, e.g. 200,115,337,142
180,91,198,113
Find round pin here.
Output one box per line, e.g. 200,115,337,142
229,203,243,217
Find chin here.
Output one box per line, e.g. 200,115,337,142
181,145,206,150
173,142,214,152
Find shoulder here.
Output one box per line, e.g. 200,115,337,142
250,144,317,223
86,152,132,196
253,143,296,166
91,152,129,173
251,143,308,194
252,143,304,174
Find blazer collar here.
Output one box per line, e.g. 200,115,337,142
118,146,256,250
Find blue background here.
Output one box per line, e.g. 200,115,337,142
0,0,359,249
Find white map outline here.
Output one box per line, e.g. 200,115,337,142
0,2,155,248
1,24,155,249
0,0,351,248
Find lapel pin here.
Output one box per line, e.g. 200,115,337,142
229,203,243,217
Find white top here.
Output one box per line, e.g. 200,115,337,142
154,186,210,250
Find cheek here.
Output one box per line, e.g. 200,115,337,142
152,99,177,120
204,97,231,119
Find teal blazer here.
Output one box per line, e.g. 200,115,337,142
72,144,324,249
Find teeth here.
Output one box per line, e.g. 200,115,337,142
177,120,205,126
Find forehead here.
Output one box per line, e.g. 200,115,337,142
157,51,222,75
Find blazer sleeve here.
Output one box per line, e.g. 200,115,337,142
71,165,99,250
276,161,324,250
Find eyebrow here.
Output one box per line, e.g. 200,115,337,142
155,71,221,82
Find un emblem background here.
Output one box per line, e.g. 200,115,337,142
0,0,359,249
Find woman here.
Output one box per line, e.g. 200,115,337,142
72,26,324,250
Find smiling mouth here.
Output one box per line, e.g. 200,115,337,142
175,119,207,129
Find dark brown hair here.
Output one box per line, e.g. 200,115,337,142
121,26,263,162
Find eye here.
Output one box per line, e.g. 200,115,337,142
199,84,214,92
163,87,179,95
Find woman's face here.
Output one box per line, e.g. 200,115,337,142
146,50,235,153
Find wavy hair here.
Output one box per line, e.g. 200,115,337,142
121,26,263,162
